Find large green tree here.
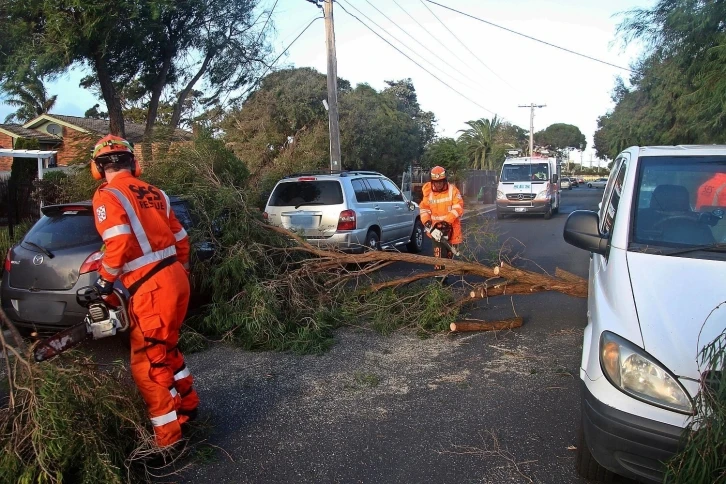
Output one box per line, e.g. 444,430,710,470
0,0,272,141
534,123,586,153
1,74,57,123
457,116,503,170
421,138,467,172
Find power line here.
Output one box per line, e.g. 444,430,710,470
422,0,633,72
342,0,475,92
391,0,474,72
254,0,279,45
360,0,479,86
335,0,495,115
419,0,517,93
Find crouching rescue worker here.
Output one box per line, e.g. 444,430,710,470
420,166,464,284
90,135,199,449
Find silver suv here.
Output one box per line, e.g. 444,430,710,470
264,171,424,253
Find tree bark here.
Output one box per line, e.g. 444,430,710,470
170,49,214,131
92,51,125,138
143,41,176,160
450,317,523,332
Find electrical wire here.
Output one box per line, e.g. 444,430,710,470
391,0,473,71
343,0,476,91
422,0,633,72
419,0,518,93
335,0,495,115
254,0,279,45
361,0,479,86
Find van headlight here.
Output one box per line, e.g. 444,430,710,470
600,332,693,414
534,189,549,200
497,190,506,200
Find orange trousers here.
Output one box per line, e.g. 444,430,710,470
127,262,199,447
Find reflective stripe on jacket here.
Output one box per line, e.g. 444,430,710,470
419,182,464,244
92,171,190,282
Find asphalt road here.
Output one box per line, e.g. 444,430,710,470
177,187,612,484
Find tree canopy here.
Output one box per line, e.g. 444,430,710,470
593,0,726,159
1,74,56,123
534,123,586,154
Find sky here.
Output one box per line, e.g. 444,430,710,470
0,0,652,167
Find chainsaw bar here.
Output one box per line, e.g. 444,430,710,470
33,322,89,362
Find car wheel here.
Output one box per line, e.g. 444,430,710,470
364,229,380,251
406,219,424,253
588,183,593,188
575,420,615,482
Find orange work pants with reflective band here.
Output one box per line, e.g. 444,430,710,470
127,262,198,447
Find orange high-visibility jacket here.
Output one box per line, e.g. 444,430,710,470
696,173,726,210
419,182,464,244
92,171,190,285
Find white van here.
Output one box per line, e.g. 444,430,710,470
495,156,561,219
563,145,726,482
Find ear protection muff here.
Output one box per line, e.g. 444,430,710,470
91,160,104,180
132,157,142,177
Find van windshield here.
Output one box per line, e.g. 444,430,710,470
501,163,549,182
632,155,726,252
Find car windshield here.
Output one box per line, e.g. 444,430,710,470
23,211,101,251
268,180,344,207
500,163,549,182
632,155,726,251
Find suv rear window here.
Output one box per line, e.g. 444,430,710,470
23,211,101,251
268,180,344,207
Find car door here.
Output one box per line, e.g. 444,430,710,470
364,177,396,243
350,178,378,237
380,177,411,241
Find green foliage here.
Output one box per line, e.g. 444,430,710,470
34,166,101,206
665,327,726,483
0,220,32,259
457,117,504,170
0,353,151,483
10,138,40,185
534,123,586,154
421,137,467,172
595,0,726,159
1,73,56,123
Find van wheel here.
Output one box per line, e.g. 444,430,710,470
407,220,424,253
544,205,553,220
365,229,380,251
576,420,614,482
496,210,504,220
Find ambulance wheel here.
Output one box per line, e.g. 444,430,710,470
496,210,504,220
544,205,553,220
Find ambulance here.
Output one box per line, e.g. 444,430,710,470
495,155,562,219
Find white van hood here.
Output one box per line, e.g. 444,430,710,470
627,252,726,380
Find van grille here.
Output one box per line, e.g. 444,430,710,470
506,193,535,201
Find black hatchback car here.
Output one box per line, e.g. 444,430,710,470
1,198,200,333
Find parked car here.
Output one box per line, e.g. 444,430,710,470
1,197,207,333
560,177,571,190
577,176,586,185
569,177,579,187
563,145,726,483
264,171,423,254
587,177,608,188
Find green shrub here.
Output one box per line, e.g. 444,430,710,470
10,138,40,185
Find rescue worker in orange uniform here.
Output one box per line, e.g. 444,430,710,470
695,172,726,210
90,135,199,449
419,166,464,284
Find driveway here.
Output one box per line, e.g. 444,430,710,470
179,188,606,483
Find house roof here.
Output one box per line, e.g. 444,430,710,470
0,123,58,143
23,114,193,143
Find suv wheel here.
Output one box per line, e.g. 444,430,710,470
365,229,380,251
588,183,593,188
575,420,614,482
407,219,424,253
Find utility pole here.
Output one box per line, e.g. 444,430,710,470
324,0,341,172
518,103,546,157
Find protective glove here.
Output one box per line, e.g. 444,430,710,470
430,228,443,242
424,220,432,230
94,277,115,296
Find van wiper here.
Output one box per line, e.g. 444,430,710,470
663,243,726,256
22,241,55,258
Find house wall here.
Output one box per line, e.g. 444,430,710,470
0,133,15,171
56,127,95,166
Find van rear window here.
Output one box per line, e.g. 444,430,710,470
268,181,344,207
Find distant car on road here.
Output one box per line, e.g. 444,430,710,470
264,171,423,254
587,178,608,188
1,197,207,334
560,177,571,190
569,177,579,187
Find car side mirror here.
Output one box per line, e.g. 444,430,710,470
407,200,416,211
563,210,609,255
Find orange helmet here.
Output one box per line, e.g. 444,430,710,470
90,134,141,180
430,166,447,181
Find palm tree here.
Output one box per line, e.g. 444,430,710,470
457,115,503,170
2,75,57,123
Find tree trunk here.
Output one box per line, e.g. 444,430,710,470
92,51,125,138
169,49,214,131
450,317,523,332
143,44,175,160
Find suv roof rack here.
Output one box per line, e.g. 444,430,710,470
283,170,383,179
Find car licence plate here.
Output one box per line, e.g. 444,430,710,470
514,208,527,213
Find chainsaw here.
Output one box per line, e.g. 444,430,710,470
33,286,130,362
426,223,460,257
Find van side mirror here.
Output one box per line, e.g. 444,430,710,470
552,174,558,184
563,210,609,255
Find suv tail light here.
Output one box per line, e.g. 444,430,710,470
337,210,356,231
262,211,269,220
4,250,11,273
80,250,104,274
